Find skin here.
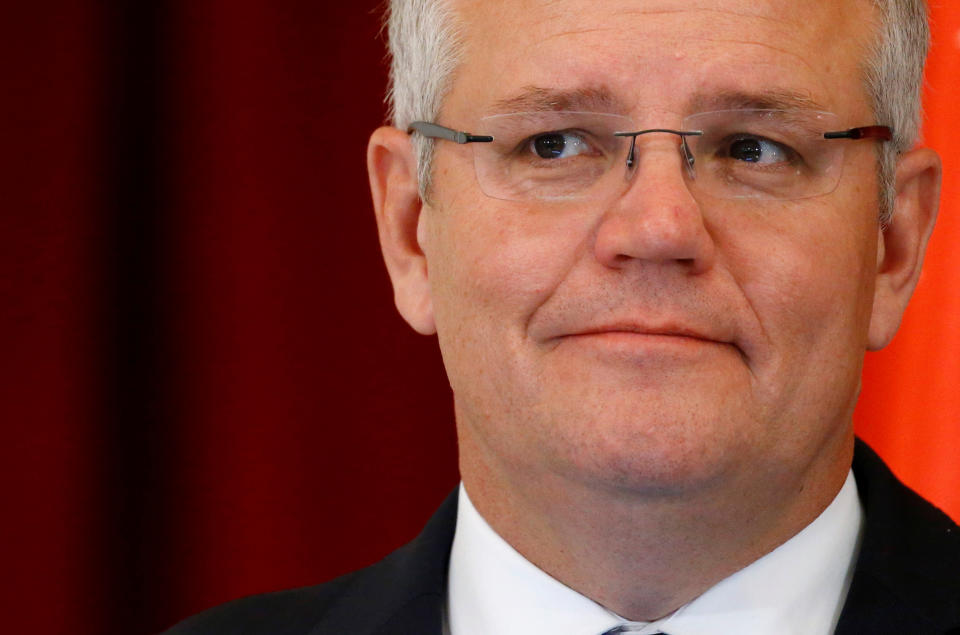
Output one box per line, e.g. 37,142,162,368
368,0,941,620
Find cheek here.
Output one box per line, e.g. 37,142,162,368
728,208,876,369
427,150,587,327
426,206,596,430
431,206,589,338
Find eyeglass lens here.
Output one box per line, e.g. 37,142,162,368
471,109,847,202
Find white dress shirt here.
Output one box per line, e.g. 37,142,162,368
446,472,863,635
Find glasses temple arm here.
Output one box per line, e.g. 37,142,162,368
823,126,892,141
408,121,493,144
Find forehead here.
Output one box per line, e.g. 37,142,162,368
447,0,878,120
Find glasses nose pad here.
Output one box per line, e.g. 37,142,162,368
624,136,638,174
680,137,696,178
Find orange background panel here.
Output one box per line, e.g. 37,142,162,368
855,1,960,522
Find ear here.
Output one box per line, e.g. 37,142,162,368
367,126,436,335
867,147,941,350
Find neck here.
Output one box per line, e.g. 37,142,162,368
457,423,853,621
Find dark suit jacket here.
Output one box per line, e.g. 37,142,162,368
165,440,960,634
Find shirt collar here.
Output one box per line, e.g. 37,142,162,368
447,472,863,635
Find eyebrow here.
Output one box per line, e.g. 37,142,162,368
487,86,628,115
688,89,829,113
485,86,830,117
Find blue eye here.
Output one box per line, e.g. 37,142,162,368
726,136,794,164
530,132,590,159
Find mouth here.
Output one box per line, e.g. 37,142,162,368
553,323,737,357
564,322,723,342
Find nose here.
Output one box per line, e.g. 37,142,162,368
593,141,716,275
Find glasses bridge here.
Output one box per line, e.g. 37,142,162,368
612,129,704,168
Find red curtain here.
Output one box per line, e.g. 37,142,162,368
4,2,958,633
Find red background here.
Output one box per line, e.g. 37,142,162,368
2,2,957,633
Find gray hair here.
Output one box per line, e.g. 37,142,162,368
867,0,931,225
385,0,930,222
385,0,464,198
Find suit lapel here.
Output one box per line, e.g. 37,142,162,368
308,490,458,635
834,440,960,635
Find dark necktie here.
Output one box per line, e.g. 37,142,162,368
600,626,668,634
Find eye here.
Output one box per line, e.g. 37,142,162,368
529,132,591,159
724,135,795,165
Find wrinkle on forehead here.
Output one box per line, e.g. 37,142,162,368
539,4,796,26
448,0,879,124
457,0,867,51
525,0,866,22
530,30,823,79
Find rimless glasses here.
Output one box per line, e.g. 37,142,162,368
409,109,891,202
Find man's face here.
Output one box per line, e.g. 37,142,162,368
417,0,887,495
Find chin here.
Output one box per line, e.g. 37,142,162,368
543,412,748,498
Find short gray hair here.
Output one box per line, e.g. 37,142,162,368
385,0,463,198
385,0,930,221
867,0,930,225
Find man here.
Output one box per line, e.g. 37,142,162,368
167,0,959,633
